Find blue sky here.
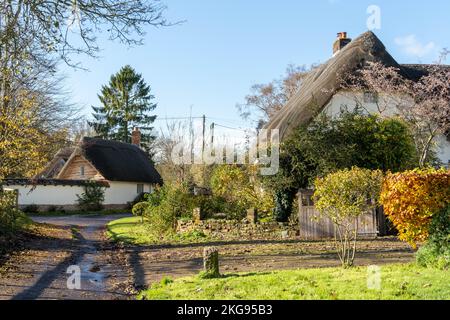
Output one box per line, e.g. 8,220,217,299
62,0,450,133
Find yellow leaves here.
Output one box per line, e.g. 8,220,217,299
0,95,63,179
210,165,274,215
314,167,384,222
380,168,450,247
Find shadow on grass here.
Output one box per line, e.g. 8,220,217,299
219,271,273,279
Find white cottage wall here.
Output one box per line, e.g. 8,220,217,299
8,181,154,211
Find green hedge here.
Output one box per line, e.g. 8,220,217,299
416,206,450,269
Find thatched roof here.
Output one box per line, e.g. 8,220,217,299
76,137,163,184
37,147,75,179
265,31,449,141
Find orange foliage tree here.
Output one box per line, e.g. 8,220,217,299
380,169,450,248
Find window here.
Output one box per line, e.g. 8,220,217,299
137,184,144,194
80,166,85,176
363,91,378,104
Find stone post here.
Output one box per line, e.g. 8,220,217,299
193,207,203,224
247,207,258,224
203,247,220,278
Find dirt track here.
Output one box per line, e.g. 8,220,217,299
0,215,132,300
123,238,415,286
0,215,415,300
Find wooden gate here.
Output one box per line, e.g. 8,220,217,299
298,189,380,240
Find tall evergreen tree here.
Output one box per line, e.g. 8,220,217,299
89,65,157,154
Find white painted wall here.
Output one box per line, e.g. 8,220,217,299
12,185,85,206
323,91,450,166
8,181,154,208
103,181,153,205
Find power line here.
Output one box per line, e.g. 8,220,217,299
154,116,204,121
213,123,247,131
154,115,250,132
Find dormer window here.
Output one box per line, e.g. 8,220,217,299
364,91,378,104
80,166,85,177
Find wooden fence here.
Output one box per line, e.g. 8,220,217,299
297,189,387,240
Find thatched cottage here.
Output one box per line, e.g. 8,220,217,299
4,130,162,211
266,31,450,166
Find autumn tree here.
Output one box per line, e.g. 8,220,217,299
89,65,157,153
0,93,65,179
0,1,169,176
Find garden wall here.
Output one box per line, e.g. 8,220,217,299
176,219,299,241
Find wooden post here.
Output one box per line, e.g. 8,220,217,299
247,208,258,224
203,247,220,278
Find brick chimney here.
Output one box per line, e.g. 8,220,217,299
333,32,352,56
131,127,141,147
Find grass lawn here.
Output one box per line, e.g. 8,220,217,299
106,216,210,245
139,264,450,300
107,216,156,244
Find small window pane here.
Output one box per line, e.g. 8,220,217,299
137,184,144,194
80,166,85,176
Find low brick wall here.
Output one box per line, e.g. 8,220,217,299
176,219,299,240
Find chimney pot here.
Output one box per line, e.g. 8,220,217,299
131,127,141,147
333,32,351,56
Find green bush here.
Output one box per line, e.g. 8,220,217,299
210,165,274,219
416,206,450,269
131,192,150,207
76,181,106,211
191,194,239,220
143,183,194,235
0,189,29,235
132,202,149,223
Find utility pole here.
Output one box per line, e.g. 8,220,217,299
210,122,215,145
202,114,206,156
189,105,194,163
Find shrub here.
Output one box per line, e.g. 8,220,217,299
191,194,240,220
145,201,177,236
143,183,194,235
0,188,28,235
210,165,274,219
380,168,450,247
76,181,106,211
132,202,149,223
416,206,450,269
131,192,150,207
273,190,295,222
314,167,384,267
